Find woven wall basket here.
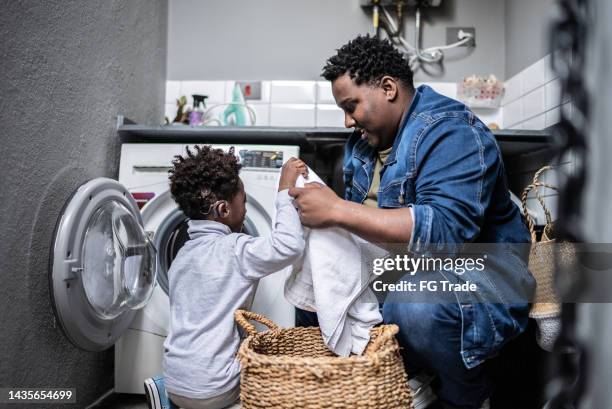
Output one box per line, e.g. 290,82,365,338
235,310,413,409
521,166,575,318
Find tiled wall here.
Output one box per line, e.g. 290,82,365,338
165,80,340,127
502,53,570,130
165,80,502,128
502,52,573,226
164,74,564,226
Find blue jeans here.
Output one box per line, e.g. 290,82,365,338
383,301,491,409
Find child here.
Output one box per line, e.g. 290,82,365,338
162,145,307,409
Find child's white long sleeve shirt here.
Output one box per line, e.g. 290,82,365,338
163,190,304,399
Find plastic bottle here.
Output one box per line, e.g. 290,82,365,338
189,94,208,126
223,84,249,126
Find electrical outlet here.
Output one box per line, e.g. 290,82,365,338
236,81,262,100
446,27,475,47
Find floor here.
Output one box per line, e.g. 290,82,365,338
90,393,148,409
91,393,242,409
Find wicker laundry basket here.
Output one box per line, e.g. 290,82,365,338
235,310,413,409
521,166,575,318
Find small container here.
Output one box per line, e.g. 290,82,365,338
189,94,208,126
458,75,504,109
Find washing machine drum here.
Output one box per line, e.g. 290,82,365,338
142,192,263,296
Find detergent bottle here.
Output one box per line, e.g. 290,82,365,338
189,94,208,125
222,84,249,126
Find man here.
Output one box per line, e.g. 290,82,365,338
289,35,535,409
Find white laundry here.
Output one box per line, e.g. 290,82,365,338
281,170,387,357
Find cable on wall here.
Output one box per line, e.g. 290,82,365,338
376,3,474,72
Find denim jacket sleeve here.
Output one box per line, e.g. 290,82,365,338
409,118,500,250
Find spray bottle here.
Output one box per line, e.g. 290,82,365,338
189,94,208,126
223,84,249,126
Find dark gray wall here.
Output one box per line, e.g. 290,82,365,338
167,0,505,82
0,1,167,407
505,0,557,78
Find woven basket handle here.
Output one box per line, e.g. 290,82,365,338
521,166,558,242
234,309,281,336
365,324,399,358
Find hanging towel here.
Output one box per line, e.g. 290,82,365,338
281,170,387,356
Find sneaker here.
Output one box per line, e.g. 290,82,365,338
144,376,177,409
408,374,438,409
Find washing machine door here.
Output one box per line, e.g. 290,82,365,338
50,178,157,351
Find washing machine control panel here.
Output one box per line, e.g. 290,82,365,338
239,150,283,169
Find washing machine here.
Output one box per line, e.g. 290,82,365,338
47,142,299,395
113,143,299,393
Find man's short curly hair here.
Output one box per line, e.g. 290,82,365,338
168,145,242,220
322,34,414,90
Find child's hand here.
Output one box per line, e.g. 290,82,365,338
279,157,308,191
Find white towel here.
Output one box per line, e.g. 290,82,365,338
280,170,387,356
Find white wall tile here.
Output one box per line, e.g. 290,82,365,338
544,54,558,83
421,82,457,99
472,108,502,128
180,81,226,105
503,98,523,128
316,81,336,104
270,81,316,103
545,78,564,111
509,123,523,130
523,87,546,119
522,59,546,94
502,74,522,106
247,103,270,126
316,105,345,127
270,104,316,126
166,81,181,104
522,113,546,130
545,106,561,127
224,81,236,103
165,103,177,121
259,81,272,102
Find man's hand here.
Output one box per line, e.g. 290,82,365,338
288,182,343,227
278,157,308,191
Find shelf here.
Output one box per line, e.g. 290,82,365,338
492,129,553,157
117,116,553,156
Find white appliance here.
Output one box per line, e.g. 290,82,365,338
113,143,299,393
46,142,299,395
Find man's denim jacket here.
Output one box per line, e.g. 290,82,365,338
342,85,535,368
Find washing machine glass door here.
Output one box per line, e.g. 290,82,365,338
50,178,157,351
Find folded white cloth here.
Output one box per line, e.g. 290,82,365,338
281,170,386,356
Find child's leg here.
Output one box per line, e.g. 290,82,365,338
168,385,240,409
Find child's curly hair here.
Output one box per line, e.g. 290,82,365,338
169,145,242,219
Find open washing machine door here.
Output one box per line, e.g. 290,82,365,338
50,178,157,351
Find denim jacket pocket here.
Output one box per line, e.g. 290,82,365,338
379,176,414,208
